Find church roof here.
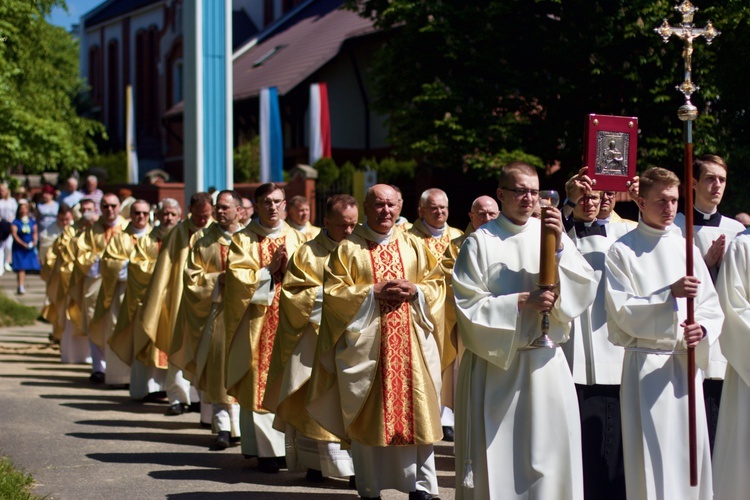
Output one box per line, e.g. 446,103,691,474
163,0,377,118
232,0,376,100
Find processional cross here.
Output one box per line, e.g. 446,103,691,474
654,0,719,487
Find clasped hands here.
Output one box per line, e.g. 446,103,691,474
374,279,417,303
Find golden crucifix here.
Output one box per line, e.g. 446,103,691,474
654,0,720,487
655,0,720,121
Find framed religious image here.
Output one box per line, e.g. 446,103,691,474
583,114,638,192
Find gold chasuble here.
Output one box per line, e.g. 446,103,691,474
438,223,472,410
408,219,463,372
178,224,235,403
41,225,77,339
68,216,128,348
224,220,305,412
292,221,322,242
307,225,445,447
108,225,166,365
92,223,150,333
263,230,339,441
134,218,211,369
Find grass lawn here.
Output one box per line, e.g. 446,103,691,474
0,456,38,500
0,292,39,327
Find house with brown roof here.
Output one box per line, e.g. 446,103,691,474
80,0,389,182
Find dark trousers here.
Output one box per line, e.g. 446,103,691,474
576,384,626,500
703,378,723,455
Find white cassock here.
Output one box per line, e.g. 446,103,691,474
674,211,744,379
605,221,724,500
563,221,631,385
452,215,597,500
713,230,750,500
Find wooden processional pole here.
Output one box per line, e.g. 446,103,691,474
655,0,720,486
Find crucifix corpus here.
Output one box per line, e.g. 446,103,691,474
654,0,720,487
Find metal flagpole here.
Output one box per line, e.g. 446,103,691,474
655,0,720,486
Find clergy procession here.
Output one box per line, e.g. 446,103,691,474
29,153,749,500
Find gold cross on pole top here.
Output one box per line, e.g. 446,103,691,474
655,1,720,121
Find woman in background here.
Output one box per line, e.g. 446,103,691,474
11,200,39,294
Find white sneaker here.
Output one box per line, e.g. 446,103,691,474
4,263,12,272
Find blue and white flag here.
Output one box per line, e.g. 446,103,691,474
260,87,283,183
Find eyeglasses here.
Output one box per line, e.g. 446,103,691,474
100,204,118,209
132,211,149,216
501,187,540,198
602,191,616,198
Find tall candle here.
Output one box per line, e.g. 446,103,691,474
539,206,557,286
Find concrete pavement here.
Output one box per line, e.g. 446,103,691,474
0,272,457,499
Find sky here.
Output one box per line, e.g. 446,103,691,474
47,0,105,31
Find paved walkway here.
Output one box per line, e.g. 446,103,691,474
0,272,457,499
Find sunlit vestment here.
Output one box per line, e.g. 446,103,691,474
109,224,170,398
410,218,463,418
289,220,322,242
439,224,472,413
224,220,305,457
306,224,444,497
674,211,744,379
92,222,151,385
452,214,597,500
562,221,631,385
711,231,750,500
177,223,240,436
133,217,210,407
263,230,354,478
68,216,128,350
605,221,724,500
41,224,77,340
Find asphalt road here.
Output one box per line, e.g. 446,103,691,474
0,272,456,499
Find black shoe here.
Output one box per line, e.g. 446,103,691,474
142,392,167,403
257,457,280,473
188,402,201,413
409,492,437,500
210,431,230,451
349,475,357,489
230,436,241,444
305,468,324,482
165,403,188,416
360,496,381,499
442,426,454,442
89,372,105,385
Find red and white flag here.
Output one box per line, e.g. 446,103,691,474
309,82,331,165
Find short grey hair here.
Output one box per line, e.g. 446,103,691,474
159,198,182,215
419,188,448,207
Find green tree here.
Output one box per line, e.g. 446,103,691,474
234,136,261,183
0,1,104,175
346,0,750,191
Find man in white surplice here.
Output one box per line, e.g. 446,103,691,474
672,154,744,451
605,167,723,500
713,229,750,500
452,161,597,500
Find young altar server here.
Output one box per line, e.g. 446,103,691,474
605,166,723,500
452,161,597,499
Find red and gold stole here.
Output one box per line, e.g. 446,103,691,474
255,234,286,410
424,233,451,261
368,238,415,445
